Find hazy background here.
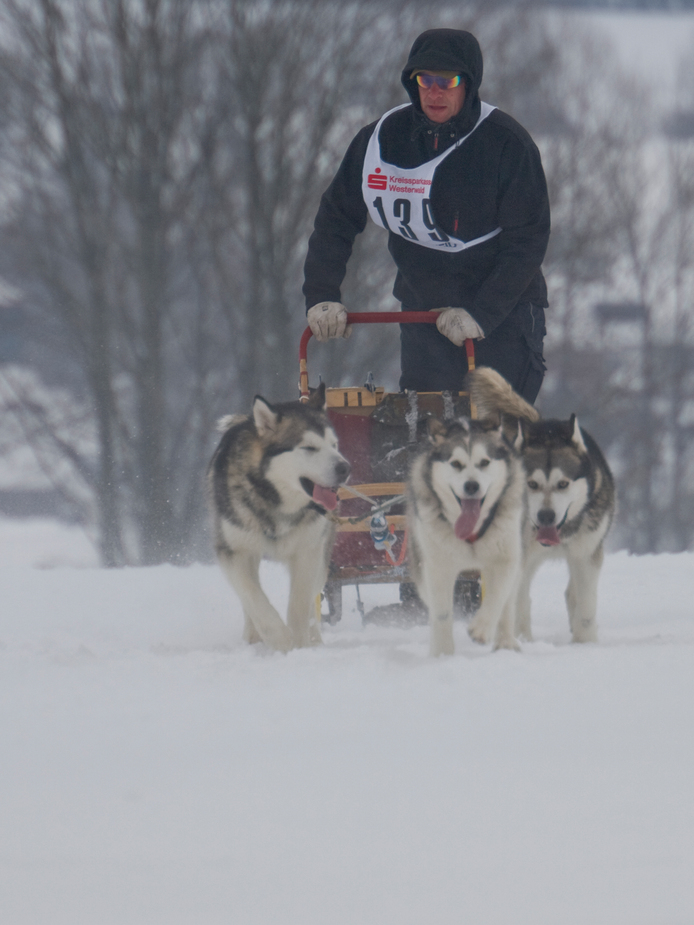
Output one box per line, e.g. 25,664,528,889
1,0,694,565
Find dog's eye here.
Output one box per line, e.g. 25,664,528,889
301,446,319,453
527,480,539,491
450,460,463,471
557,479,570,490
478,459,490,468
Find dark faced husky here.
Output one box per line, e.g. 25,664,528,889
467,367,615,643
208,384,350,652
407,417,525,656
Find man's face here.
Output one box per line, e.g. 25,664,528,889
417,71,466,124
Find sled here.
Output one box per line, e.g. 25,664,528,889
299,312,482,624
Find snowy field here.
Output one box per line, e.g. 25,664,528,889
1,517,693,925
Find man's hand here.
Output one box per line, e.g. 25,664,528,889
435,308,485,346
307,302,352,342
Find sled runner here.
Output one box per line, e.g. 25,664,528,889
299,312,482,623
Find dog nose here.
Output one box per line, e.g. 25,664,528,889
335,459,350,482
537,508,556,525
464,480,480,496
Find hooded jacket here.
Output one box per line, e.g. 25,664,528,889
303,29,550,335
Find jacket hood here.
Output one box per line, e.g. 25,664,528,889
401,29,483,123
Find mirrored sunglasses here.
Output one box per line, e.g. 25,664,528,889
415,74,462,90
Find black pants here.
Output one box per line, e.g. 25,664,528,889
399,301,546,404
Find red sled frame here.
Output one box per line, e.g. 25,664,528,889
300,312,479,622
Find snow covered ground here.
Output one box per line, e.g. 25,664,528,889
1,514,693,924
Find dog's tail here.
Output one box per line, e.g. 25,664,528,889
216,413,247,433
467,367,540,423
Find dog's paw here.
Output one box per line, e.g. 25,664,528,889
467,617,492,645
493,634,521,652
307,621,323,647
571,627,598,644
516,615,533,641
243,624,262,645
264,624,296,653
293,621,323,648
430,620,455,656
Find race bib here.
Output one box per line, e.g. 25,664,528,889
362,102,501,252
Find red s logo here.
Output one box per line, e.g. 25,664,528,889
367,168,387,190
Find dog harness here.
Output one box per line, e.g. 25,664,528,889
362,103,501,252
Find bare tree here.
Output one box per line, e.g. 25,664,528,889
194,0,430,405
535,26,694,553
664,61,694,550
0,0,223,564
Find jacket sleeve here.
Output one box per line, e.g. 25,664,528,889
468,135,550,334
302,124,374,310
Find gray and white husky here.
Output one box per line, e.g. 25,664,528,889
407,416,525,656
467,367,615,643
208,384,350,652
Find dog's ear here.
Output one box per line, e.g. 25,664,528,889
252,395,279,437
519,417,532,446
451,416,470,434
480,411,501,431
513,419,524,452
570,414,588,454
306,381,327,411
427,416,448,445
496,412,523,449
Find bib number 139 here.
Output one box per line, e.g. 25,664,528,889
372,196,450,244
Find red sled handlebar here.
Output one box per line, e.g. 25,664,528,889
299,311,475,400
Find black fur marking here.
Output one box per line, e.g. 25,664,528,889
491,443,511,461
300,477,315,498
263,444,295,459
430,447,452,464
208,439,246,528
524,418,576,447
247,471,281,507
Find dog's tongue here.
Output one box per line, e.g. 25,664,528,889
312,484,338,511
536,525,561,546
455,498,481,541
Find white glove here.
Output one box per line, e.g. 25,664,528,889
307,302,352,342
435,307,485,346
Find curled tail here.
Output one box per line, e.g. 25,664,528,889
216,413,247,433
467,367,540,423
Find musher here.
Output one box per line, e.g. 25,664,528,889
302,28,550,402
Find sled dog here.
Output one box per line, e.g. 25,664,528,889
407,416,525,656
208,384,350,652
467,367,615,643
